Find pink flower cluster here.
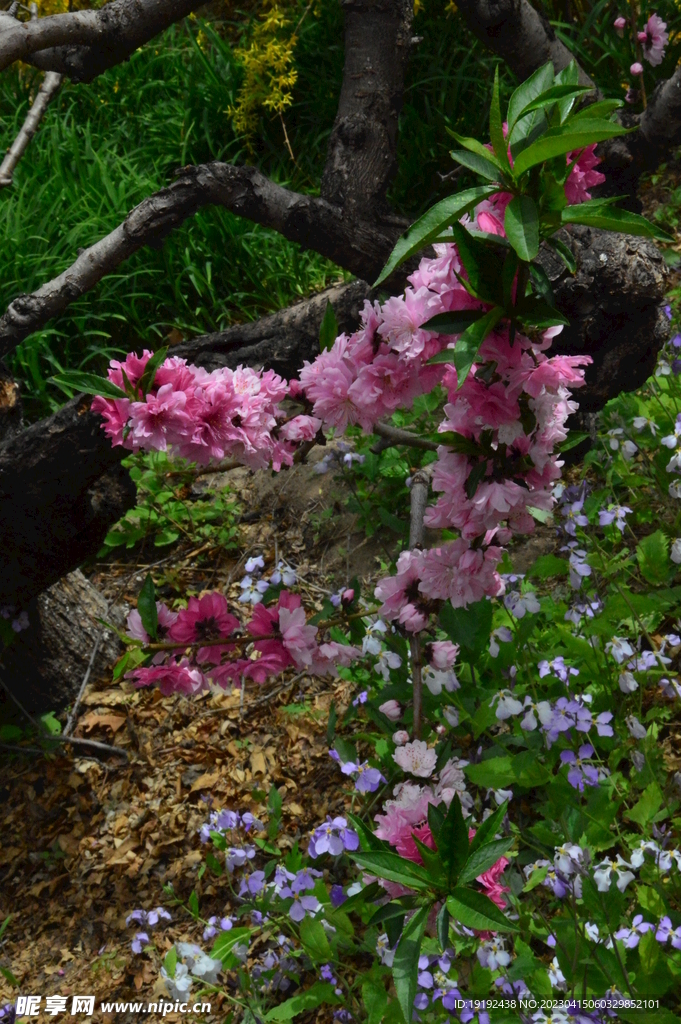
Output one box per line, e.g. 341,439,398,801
126,590,360,696
92,353,313,470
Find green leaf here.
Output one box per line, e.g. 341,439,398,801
268,784,283,840
546,236,576,273
362,981,388,1024
211,927,252,964
465,756,514,788
350,852,432,891
40,711,62,736
436,904,450,951
421,310,485,335
459,838,514,885
137,346,168,396
0,915,11,941
513,120,628,177
528,554,568,579
449,131,504,169
439,599,493,657
468,800,508,855
513,83,592,124
447,887,518,932
299,916,332,961
489,66,511,174
504,196,540,261
0,966,18,987
374,186,499,285
264,982,341,1021
626,782,663,827
163,946,177,979
637,530,670,584
523,864,549,892
449,149,502,181
507,63,554,135
570,98,624,121
319,300,339,352
392,904,429,1024
561,202,672,241
427,306,503,385
188,890,199,918
49,371,128,400
435,794,469,885
137,574,158,640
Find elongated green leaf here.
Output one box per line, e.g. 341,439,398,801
489,66,510,173
362,981,388,1024
427,306,503,387
513,121,628,177
351,851,432,890
392,904,429,1024
49,371,128,400
449,149,502,181
504,196,539,261
211,927,252,964
374,186,498,285
561,204,672,241
469,800,508,855
422,309,485,334
137,345,168,396
507,63,554,135
553,60,582,122
437,794,469,886
163,945,177,979
570,99,623,121
447,887,518,932
458,837,514,885
319,299,339,352
449,131,504,168
517,298,569,328
514,83,592,124
264,982,340,1021
436,904,450,951
347,812,390,853
137,574,158,640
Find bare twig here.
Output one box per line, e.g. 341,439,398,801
0,70,62,188
63,630,103,737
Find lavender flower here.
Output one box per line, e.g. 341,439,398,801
330,885,346,907
598,505,632,532
339,759,385,793
626,715,647,740
309,817,359,858
279,876,321,922
131,931,149,954
352,690,368,707
562,500,589,536
0,1005,15,1024
656,917,681,949
614,915,655,948
126,907,171,928
203,916,233,941
239,870,266,897
560,745,602,791
538,656,579,685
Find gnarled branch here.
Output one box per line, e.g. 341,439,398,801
0,162,402,357
0,0,203,81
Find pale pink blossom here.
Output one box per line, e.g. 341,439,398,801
639,13,667,65
374,550,427,632
393,739,437,777
379,699,402,721
428,640,460,670
279,415,322,441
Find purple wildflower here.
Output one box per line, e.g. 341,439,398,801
131,931,149,954
614,915,655,948
239,870,266,897
309,817,359,858
562,500,589,536
352,690,368,707
330,885,347,907
560,745,601,791
339,760,385,793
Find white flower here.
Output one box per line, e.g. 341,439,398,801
162,962,193,1000
423,666,459,695
491,689,523,720
585,922,601,942
443,705,459,728
245,555,265,573
375,650,402,679
607,428,624,449
662,431,680,449
606,636,634,664
520,696,552,731
362,618,387,656
670,480,681,500
626,715,647,739
492,787,513,805
593,855,635,892
548,956,567,990
392,730,409,746
656,359,672,376
504,591,540,618
477,938,510,970
554,843,584,877
633,416,657,436
393,739,437,777
671,539,681,564
618,671,638,693
621,440,638,460
489,626,513,657
376,933,395,967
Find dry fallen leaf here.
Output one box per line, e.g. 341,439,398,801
78,711,127,734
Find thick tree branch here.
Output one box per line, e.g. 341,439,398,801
0,70,62,188
454,0,595,87
0,0,205,81
0,162,401,357
321,0,413,219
